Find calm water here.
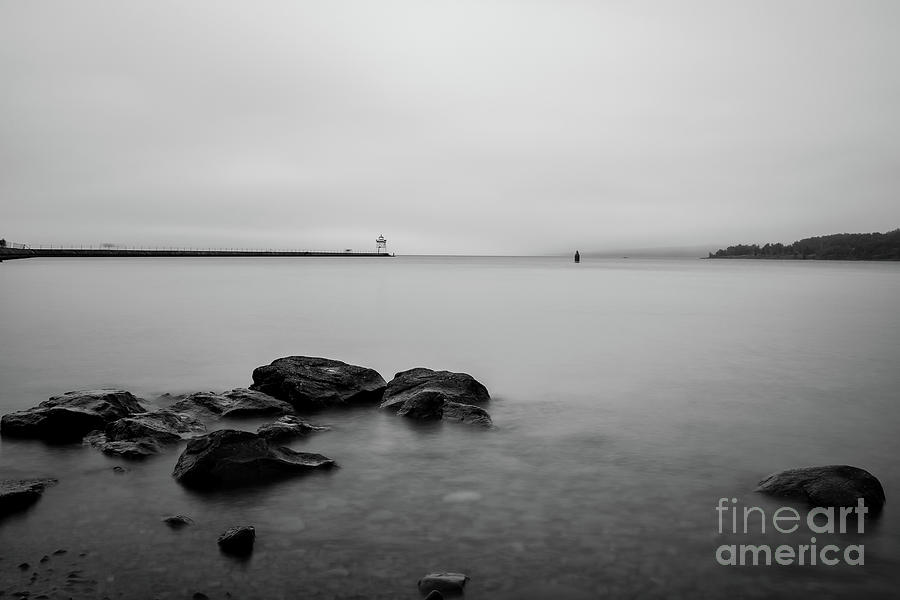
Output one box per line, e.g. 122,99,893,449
1,256,898,599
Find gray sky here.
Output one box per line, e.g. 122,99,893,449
2,1,899,255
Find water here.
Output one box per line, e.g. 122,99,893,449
0,256,898,599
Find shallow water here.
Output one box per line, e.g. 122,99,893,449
1,256,898,599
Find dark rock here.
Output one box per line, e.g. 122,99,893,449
171,389,293,419
86,410,206,458
418,572,469,597
192,593,209,600
381,368,489,411
1,390,143,442
18,563,29,571
755,465,886,514
424,591,444,600
257,415,329,441
163,514,194,528
396,391,447,421
250,356,386,410
112,466,128,474
172,429,335,488
389,378,493,427
0,479,57,517
53,549,67,555
217,526,255,555
39,556,48,563
442,402,493,427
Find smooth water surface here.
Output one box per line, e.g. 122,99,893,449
1,256,898,599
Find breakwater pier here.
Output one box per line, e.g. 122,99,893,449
0,243,394,262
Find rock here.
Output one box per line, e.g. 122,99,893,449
418,572,469,597
39,556,49,563
442,402,493,427
380,368,489,411
396,391,447,420
217,526,255,555
86,410,206,458
18,562,29,571
755,465,886,514
172,429,335,488
170,389,293,419
391,385,493,427
256,415,329,441
1,390,143,442
250,356,386,410
163,514,194,528
0,479,58,517
424,591,444,600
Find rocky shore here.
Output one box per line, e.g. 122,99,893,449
0,355,888,598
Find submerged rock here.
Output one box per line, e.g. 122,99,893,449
163,514,194,528
0,479,57,517
86,410,205,458
256,415,329,441
250,356,387,410
218,525,255,555
418,572,469,597
442,402,493,427
170,388,293,418
1,390,143,442
387,372,493,427
380,368,490,411
396,391,446,421
755,465,886,514
172,429,335,488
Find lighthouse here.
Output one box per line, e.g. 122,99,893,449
375,235,387,254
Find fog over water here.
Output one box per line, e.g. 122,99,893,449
0,257,898,598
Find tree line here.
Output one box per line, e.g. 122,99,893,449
709,229,900,260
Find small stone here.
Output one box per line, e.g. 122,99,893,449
162,515,193,528
17,563,29,571
192,594,209,600
112,466,128,474
417,572,469,597
52,549,67,555
217,526,255,555
39,556,49,563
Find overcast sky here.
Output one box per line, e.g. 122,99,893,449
2,1,899,255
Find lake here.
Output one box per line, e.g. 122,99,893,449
1,256,898,599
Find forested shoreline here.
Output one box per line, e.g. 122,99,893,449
708,229,900,260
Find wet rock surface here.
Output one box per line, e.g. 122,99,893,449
250,356,387,410
172,429,336,488
380,368,490,411
256,415,329,441
162,514,194,528
0,390,143,441
218,525,255,555
418,572,469,597
170,388,293,418
84,410,205,458
755,465,886,514
0,479,57,517
392,387,493,427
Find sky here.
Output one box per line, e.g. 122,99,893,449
1,0,899,255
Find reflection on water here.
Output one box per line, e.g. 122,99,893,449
1,257,898,598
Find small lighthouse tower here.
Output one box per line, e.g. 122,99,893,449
375,234,387,254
